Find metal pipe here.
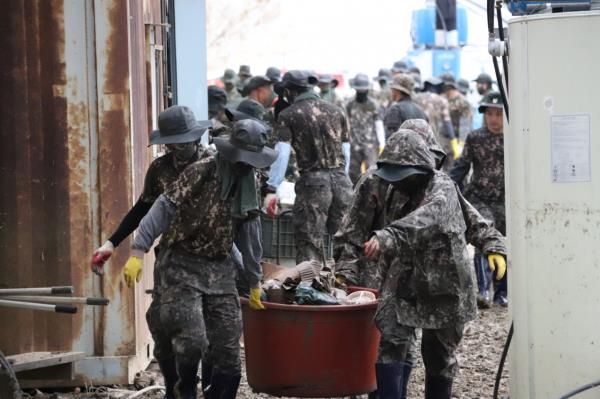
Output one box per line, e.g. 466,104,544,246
1,295,109,305
0,286,74,295
0,299,77,314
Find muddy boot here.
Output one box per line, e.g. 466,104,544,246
424,374,453,399
175,359,200,399
157,357,178,399
400,364,412,399
375,362,405,399
201,361,213,398
207,372,241,399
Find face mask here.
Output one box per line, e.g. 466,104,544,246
167,142,197,162
392,173,431,194
356,91,369,103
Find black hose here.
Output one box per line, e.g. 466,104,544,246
493,322,513,399
496,3,509,95
492,56,510,121
558,380,600,399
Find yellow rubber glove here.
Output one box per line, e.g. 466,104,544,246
379,145,385,155
487,254,507,280
249,287,265,310
450,138,461,160
123,256,143,288
335,275,348,288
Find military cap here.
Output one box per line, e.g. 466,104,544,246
241,75,272,97
350,73,370,91
478,91,504,113
225,99,266,123
391,60,408,74
390,73,414,96
318,74,339,88
473,73,493,85
375,129,436,182
373,68,393,83
150,105,212,145
266,66,282,82
439,72,458,90
213,119,278,168
222,69,236,84
457,78,470,95
282,70,319,89
208,85,227,116
238,65,252,78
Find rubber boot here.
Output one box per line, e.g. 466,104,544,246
400,363,412,399
424,374,453,399
157,357,178,399
175,359,200,399
201,361,213,398
207,372,241,399
375,362,405,399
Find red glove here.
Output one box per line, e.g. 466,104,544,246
91,240,114,276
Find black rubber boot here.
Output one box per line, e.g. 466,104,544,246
175,359,200,399
207,372,241,399
157,357,178,399
425,374,453,399
201,361,213,398
400,363,412,399
375,362,405,399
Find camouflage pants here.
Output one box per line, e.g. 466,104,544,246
377,322,464,378
293,169,353,263
146,294,242,376
349,146,378,185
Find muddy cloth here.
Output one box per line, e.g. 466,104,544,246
447,94,473,142
293,168,353,263
383,98,428,136
346,98,380,183
108,150,201,247
377,320,464,378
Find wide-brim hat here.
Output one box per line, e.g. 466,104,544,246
374,165,431,182
212,119,278,169
149,105,212,145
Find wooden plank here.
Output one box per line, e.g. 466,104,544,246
6,352,85,373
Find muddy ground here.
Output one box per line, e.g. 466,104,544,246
25,305,510,399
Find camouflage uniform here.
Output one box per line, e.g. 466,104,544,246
373,131,506,387
447,94,473,142
383,98,427,136
346,98,380,183
225,88,242,107
142,151,242,386
275,92,353,263
372,87,392,118
413,92,457,172
320,88,345,110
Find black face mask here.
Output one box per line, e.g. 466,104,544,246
356,91,369,103
391,173,432,194
167,142,198,163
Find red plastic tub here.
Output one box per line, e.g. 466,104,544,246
240,288,380,397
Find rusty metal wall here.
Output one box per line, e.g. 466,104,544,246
0,0,166,384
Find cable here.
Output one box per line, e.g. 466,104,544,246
496,2,509,95
493,322,513,399
558,380,600,399
487,0,510,121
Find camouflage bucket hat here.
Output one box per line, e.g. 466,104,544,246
399,119,446,167
377,129,436,170
149,105,212,145
212,119,278,168
222,69,236,83
390,74,414,96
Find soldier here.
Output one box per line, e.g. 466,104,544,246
440,73,473,165
239,75,275,119
317,73,344,109
471,73,494,130
346,73,382,183
457,78,471,96
391,60,408,75
221,69,241,105
363,130,507,399
383,74,427,136
449,92,508,307
265,70,352,263
122,119,277,399
372,68,393,116
208,85,229,130
414,77,458,169
236,64,252,94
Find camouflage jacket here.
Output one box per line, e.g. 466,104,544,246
447,94,473,141
346,98,380,149
374,171,506,329
372,87,392,117
162,150,234,258
413,92,452,141
449,127,505,204
276,93,350,171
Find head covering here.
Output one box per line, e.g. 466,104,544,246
390,73,414,96
409,66,421,76
208,86,227,116
457,78,470,95
266,66,282,82
350,73,370,91
439,72,458,90
213,119,278,168
281,70,319,89
149,105,211,145
375,129,436,182
238,65,252,78
225,100,266,123
318,74,339,88
473,73,493,85
391,60,408,74
222,69,236,84
411,73,423,92
423,76,443,94
374,68,393,83
478,91,504,113
241,75,272,97
399,119,446,168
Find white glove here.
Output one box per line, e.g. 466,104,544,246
91,240,115,276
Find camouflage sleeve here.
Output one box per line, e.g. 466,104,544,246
163,160,208,206
456,187,506,255
275,112,293,143
334,176,380,284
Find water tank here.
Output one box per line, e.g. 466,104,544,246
411,5,468,47
507,11,600,398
